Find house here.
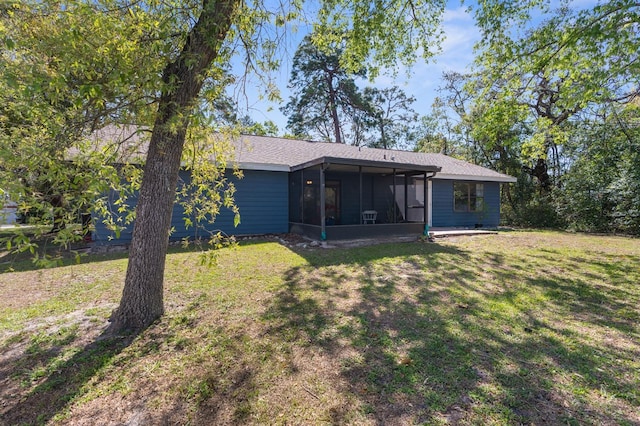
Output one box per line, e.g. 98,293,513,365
92,133,517,243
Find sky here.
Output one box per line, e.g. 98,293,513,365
235,0,604,135
235,1,482,135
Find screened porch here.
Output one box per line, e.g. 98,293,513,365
288,157,440,240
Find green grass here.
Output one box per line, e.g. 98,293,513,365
0,231,639,425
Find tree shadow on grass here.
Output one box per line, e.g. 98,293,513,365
0,235,277,274
262,241,484,424
0,326,136,425
505,250,640,334
0,243,185,274
262,239,640,424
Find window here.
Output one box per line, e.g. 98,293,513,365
454,182,484,212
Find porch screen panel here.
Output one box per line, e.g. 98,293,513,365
289,170,303,223
406,178,425,222
302,169,321,225
373,175,395,223
392,176,406,222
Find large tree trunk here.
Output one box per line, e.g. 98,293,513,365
108,0,238,334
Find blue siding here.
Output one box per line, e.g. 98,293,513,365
432,179,501,227
93,169,289,245
93,170,506,243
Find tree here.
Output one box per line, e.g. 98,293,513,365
416,103,467,157
557,101,640,234
238,116,279,136
470,0,639,189
415,112,451,155
416,72,477,158
3,0,448,334
361,86,418,149
0,1,162,260
282,34,366,144
1,1,237,252
283,36,421,147
107,0,243,332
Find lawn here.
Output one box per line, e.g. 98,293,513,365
0,231,639,425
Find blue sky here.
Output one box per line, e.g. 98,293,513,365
235,1,482,134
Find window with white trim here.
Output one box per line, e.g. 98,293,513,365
454,182,484,212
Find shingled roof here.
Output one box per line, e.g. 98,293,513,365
86,126,516,183
235,135,517,183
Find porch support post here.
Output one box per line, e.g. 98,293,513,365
359,166,363,223
392,168,397,223
320,165,326,240
428,179,433,226
423,172,428,235
404,173,408,223
300,170,305,224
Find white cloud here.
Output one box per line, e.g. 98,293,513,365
374,5,480,114
440,6,480,60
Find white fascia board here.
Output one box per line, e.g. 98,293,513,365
434,173,517,183
236,162,291,172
